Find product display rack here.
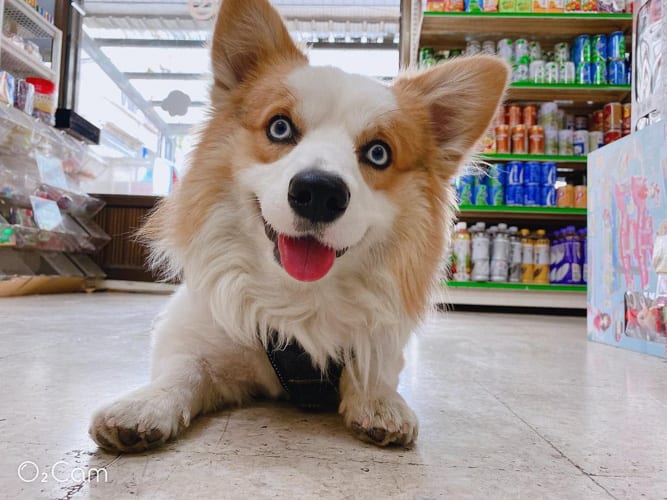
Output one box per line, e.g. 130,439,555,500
0,0,62,88
403,2,634,309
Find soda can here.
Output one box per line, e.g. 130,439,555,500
487,164,506,186
524,105,537,127
506,104,523,128
511,124,527,154
608,59,627,85
545,62,559,84
591,110,604,131
456,175,474,205
514,38,529,61
524,162,542,185
574,185,587,208
575,63,592,85
573,130,589,156
497,38,514,63
506,161,524,185
473,183,489,206
482,40,496,55
603,102,622,131
593,61,608,85
512,63,529,83
505,185,524,206
540,185,557,207
487,184,505,206
557,185,574,207
554,42,570,63
528,125,545,155
545,129,559,155
622,103,632,135
528,41,542,61
608,31,626,60
588,131,604,152
540,162,557,185
495,124,510,153
558,129,574,156
559,61,575,84
604,130,622,144
530,60,546,83
466,40,481,56
574,115,588,130
592,34,608,62
539,102,559,130
573,35,592,64
524,184,540,206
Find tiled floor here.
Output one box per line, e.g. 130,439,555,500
1,293,666,500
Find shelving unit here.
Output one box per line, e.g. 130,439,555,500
436,280,586,309
403,3,633,310
0,0,62,87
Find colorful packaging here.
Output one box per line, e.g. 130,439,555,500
520,229,535,283
580,0,598,11
498,0,516,11
465,0,484,11
473,182,489,206
529,125,545,155
603,102,622,131
444,0,466,11
497,39,514,62
524,105,538,127
452,222,472,281
621,103,632,135
483,0,499,11
532,0,550,11
456,175,475,205
573,35,592,64
565,0,581,12
545,62,560,83
515,0,532,10
593,61,608,85
591,110,604,131
549,0,564,11
0,71,16,105
554,43,570,64
540,102,559,130
13,79,34,115
487,164,507,186
533,230,550,284
512,125,528,154
574,115,589,130
545,129,559,155
597,0,625,11
495,125,510,153
530,60,546,83
507,105,523,128
588,131,604,151
603,129,622,144
559,61,576,84
426,1,446,11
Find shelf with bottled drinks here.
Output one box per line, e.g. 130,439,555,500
444,281,587,292
506,82,630,103
457,205,586,223
419,12,632,49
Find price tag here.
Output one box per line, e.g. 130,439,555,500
30,196,63,231
36,154,68,189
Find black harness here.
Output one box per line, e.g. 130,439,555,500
265,331,344,412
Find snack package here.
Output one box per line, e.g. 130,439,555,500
515,0,532,10
499,0,516,10
533,0,550,11
580,0,598,11
483,0,499,11
465,0,484,11
564,0,580,10
445,0,465,10
0,71,16,105
549,0,564,11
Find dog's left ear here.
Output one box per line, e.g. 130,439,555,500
394,55,509,163
211,0,306,91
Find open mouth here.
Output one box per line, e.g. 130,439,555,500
263,218,348,282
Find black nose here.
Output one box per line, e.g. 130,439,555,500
288,170,350,223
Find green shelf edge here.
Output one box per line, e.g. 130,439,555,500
458,205,587,215
423,12,632,20
478,154,588,163
509,82,631,91
443,281,587,292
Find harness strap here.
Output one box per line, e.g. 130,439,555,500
265,331,344,412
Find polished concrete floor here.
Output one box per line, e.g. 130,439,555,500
1,293,666,500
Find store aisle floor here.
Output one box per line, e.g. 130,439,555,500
1,293,666,500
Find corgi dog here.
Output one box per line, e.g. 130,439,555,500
89,0,508,451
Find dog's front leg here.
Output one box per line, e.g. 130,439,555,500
339,355,418,447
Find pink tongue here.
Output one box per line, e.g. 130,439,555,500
278,234,335,282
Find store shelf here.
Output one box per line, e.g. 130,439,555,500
479,153,587,164
420,12,633,48
507,83,631,103
0,34,57,81
3,0,59,40
435,280,587,309
457,205,586,222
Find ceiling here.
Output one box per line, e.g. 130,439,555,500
79,0,401,144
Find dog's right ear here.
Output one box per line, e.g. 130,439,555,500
211,0,306,91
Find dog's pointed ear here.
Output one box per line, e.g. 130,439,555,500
394,56,509,162
211,0,306,90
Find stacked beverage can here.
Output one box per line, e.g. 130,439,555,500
607,32,627,85
523,162,541,207
608,32,626,61
554,43,570,63
455,174,474,205
505,161,524,206
592,35,608,63
540,162,557,207
486,164,505,206
497,39,513,63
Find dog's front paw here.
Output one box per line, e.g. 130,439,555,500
340,391,418,447
89,388,189,453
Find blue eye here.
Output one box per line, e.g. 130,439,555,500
364,140,392,169
267,115,296,143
